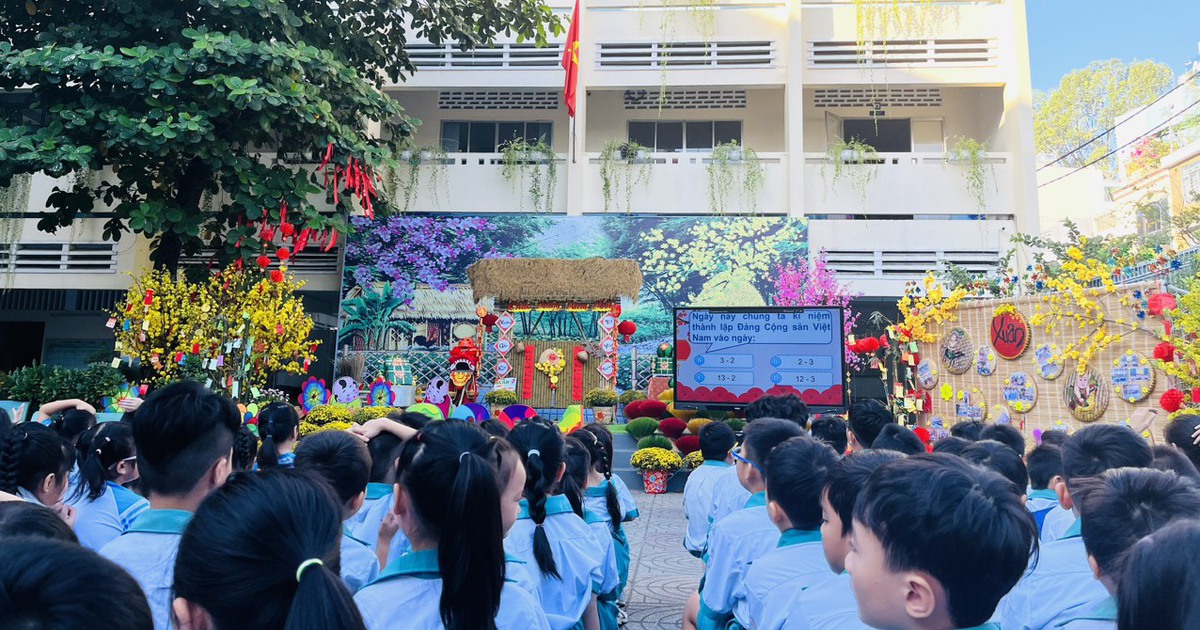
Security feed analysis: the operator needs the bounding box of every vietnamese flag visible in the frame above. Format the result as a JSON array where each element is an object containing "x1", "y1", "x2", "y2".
[{"x1": 562, "y1": 0, "x2": 581, "y2": 117}]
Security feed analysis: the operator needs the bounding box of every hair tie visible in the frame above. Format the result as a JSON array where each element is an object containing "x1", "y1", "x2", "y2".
[
  {"x1": 295, "y1": 558, "x2": 324, "y2": 582},
  {"x1": 459, "y1": 451, "x2": 471, "y2": 463},
  {"x1": 527, "y1": 449, "x2": 540, "y2": 458}
]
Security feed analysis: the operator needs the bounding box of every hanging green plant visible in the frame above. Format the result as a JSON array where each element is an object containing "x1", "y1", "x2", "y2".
[
  {"x1": 0, "y1": 173, "x2": 32, "y2": 284},
  {"x1": 599, "y1": 140, "x2": 653, "y2": 213},
  {"x1": 852, "y1": 0, "x2": 939, "y2": 52},
  {"x1": 500, "y1": 138, "x2": 558, "y2": 213},
  {"x1": 387, "y1": 145, "x2": 448, "y2": 212},
  {"x1": 824, "y1": 138, "x2": 879, "y2": 202},
  {"x1": 946, "y1": 137, "x2": 991, "y2": 211},
  {"x1": 649, "y1": 0, "x2": 717, "y2": 111},
  {"x1": 706, "y1": 141, "x2": 764, "y2": 214}
]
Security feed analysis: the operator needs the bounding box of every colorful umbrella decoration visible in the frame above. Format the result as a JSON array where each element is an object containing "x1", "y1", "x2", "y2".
[
  {"x1": 498, "y1": 405, "x2": 538, "y2": 429},
  {"x1": 407, "y1": 403, "x2": 446, "y2": 422},
  {"x1": 449, "y1": 403, "x2": 490, "y2": 423},
  {"x1": 101, "y1": 383, "x2": 146, "y2": 414},
  {"x1": 237, "y1": 402, "x2": 261, "y2": 436},
  {"x1": 298, "y1": 377, "x2": 330, "y2": 413},
  {"x1": 367, "y1": 377, "x2": 396, "y2": 407}
]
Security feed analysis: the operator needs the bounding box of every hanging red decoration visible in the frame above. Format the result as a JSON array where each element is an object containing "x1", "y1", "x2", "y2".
[
  {"x1": 256, "y1": 255, "x2": 271, "y2": 269},
  {"x1": 617, "y1": 320, "x2": 638, "y2": 342},
  {"x1": 482, "y1": 313, "x2": 499, "y2": 332},
  {"x1": 1154, "y1": 342, "x2": 1176, "y2": 363},
  {"x1": 859, "y1": 337, "x2": 881, "y2": 353},
  {"x1": 1148, "y1": 293, "x2": 1177, "y2": 316},
  {"x1": 280, "y1": 223, "x2": 295, "y2": 238},
  {"x1": 1160, "y1": 388, "x2": 1185, "y2": 413},
  {"x1": 277, "y1": 248, "x2": 291, "y2": 261},
  {"x1": 269, "y1": 270, "x2": 284, "y2": 283}
]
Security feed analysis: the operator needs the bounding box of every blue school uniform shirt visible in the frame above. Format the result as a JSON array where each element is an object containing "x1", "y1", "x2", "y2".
[
  {"x1": 586, "y1": 511, "x2": 622, "y2": 630},
  {"x1": 707, "y1": 467, "x2": 752, "y2": 542},
  {"x1": 345, "y1": 482, "x2": 413, "y2": 555},
  {"x1": 1053, "y1": 596, "x2": 1117, "y2": 630},
  {"x1": 698, "y1": 492, "x2": 780, "y2": 630},
  {"x1": 340, "y1": 528, "x2": 381, "y2": 593},
  {"x1": 1026, "y1": 488, "x2": 1060, "y2": 535},
  {"x1": 684, "y1": 461, "x2": 730, "y2": 556},
  {"x1": 1000, "y1": 519, "x2": 1109, "y2": 630},
  {"x1": 1041, "y1": 505, "x2": 1076, "y2": 543},
  {"x1": 100, "y1": 509, "x2": 192, "y2": 630},
  {"x1": 506, "y1": 495, "x2": 606, "y2": 630},
  {"x1": 733, "y1": 529, "x2": 829, "y2": 629},
  {"x1": 583, "y1": 479, "x2": 635, "y2": 596},
  {"x1": 70, "y1": 481, "x2": 150, "y2": 551},
  {"x1": 759, "y1": 571, "x2": 872, "y2": 630},
  {"x1": 353, "y1": 549, "x2": 552, "y2": 630}
]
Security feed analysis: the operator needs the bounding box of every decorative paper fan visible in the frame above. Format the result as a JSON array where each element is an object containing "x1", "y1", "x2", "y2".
[
  {"x1": 498, "y1": 405, "x2": 538, "y2": 429},
  {"x1": 367, "y1": 376, "x2": 396, "y2": 407},
  {"x1": 407, "y1": 403, "x2": 446, "y2": 422},
  {"x1": 298, "y1": 377, "x2": 330, "y2": 413}
]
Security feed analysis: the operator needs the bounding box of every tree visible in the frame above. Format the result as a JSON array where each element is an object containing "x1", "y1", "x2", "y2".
[
  {"x1": 1034, "y1": 59, "x2": 1173, "y2": 173},
  {"x1": 773, "y1": 251, "x2": 863, "y2": 367},
  {"x1": 0, "y1": 0, "x2": 560, "y2": 272}
]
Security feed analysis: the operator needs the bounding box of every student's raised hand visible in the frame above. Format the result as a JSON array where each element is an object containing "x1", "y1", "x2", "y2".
[
  {"x1": 379, "y1": 511, "x2": 401, "y2": 544},
  {"x1": 74, "y1": 399, "x2": 97, "y2": 415},
  {"x1": 347, "y1": 417, "x2": 417, "y2": 443},
  {"x1": 56, "y1": 503, "x2": 77, "y2": 529},
  {"x1": 1191, "y1": 423, "x2": 1200, "y2": 446},
  {"x1": 117, "y1": 397, "x2": 143, "y2": 412}
]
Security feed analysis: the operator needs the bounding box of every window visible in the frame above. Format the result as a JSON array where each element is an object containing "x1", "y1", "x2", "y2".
[
  {"x1": 0, "y1": 92, "x2": 44, "y2": 126},
  {"x1": 627, "y1": 120, "x2": 743, "y2": 152},
  {"x1": 440, "y1": 121, "x2": 552, "y2": 152},
  {"x1": 1184, "y1": 162, "x2": 1200, "y2": 202},
  {"x1": 843, "y1": 119, "x2": 912, "y2": 153}
]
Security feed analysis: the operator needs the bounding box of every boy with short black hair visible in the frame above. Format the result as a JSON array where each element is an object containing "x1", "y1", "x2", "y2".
[
  {"x1": 950, "y1": 420, "x2": 985, "y2": 441},
  {"x1": 870, "y1": 423, "x2": 924, "y2": 455},
  {"x1": 746, "y1": 394, "x2": 810, "y2": 426},
  {"x1": 1163, "y1": 413, "x2": 1200, "y2": 470},
  {"x1": 100, "y1": 381, "x2": 240, "y2": 630},
  {"x1": 345, "y1": 414, "x2": 421, "y2": 552},
  {"x1": 684, "y1": 422, "x2": 736, "y2": 557},
  {"x1": 848, "y1": 454, "x2": 1036, "y2": 630},
  {"x1": 932, "y1": 436, "x2": 971, "y2": 455},
  {"x1": 1025, "y1": 444, "x2": 1067, "y2": 539},
  {"x1": 980, "y1": 424, "x2": 1026, "y2": 456},
  {"x1": 809, "y1": 414, "x2": 849, "y2": 455},
  {"x1": 960, "y1": 440, "x2": 1028, "y2": 498},
  {"x1": 847, "y1": 399, "x2": 893, "y2": 451},
  {"x1": 1039, "y1": 429, "x2": 1068, "y2": 447}
]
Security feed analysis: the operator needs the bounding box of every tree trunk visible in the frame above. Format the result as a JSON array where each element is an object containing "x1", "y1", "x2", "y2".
[{"x1": 152, "y1": 158, "x2": 213, "y2": 274}]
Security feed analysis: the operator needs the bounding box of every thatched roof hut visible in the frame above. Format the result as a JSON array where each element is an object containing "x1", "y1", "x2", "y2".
[
  {"x1": 467, "y1": 258, "x2": 643, "y2": 304},
  {"x1": 400, "y1": 285, "x2": 493, "y2": 322}
]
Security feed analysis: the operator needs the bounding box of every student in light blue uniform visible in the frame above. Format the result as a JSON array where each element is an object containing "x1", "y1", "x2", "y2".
[
  {"x1": 255, "y1": 402, "x2": 300, "y2": 470},
  {"x1": 849, "y1": 454, "x2": 1036, "y2": 630},
  {"x1": 759, "y1": 450, "x2": 904, "y2": 630},
  {"x1": 683, "y1": 422, "x2": 734, "y2": 558},
  {"x1": 1001, "y1": 425, "x2": 1152, "y2": 630},
  {"x1": 68, "y1": 422, "x2": 149, "y2": 551},
  {"x1": 345, "y1": 412, "x2": 426, "y2": 557},
  {"x1": 580, "y1": 424, "x2": 637, "y2": 596},
  {"x1": 564, "y1": 435, "x2": 622, "y2": 630},
  {"x1": 294, "y1": 430, "x2": 381, "y2": 592},
  {"x1": 354, "y1": 420, "x2": 549, "y2": 630},
  {"x1": 1025, "y1": 444, "x2": 1065, "y2": 538},
  {"x1": 0, "y1": 421, "x2": 75, "y2": 514},
  {"x1": 733, "y1": 436, "x2": 840, "y2": 629},
  {"x1": 685, "y1": 418, "x2": 806, "y2": 630},
  {"x1": 101, "y1": 381, "x2": 240, "y2": 630},
  {"x1": 1116, "y1": 518, "x2": 1200, "y2": 630},
  {"x1": 705, "y1": 465, "x2": 751, "y2": 544},
  {"x1": 173, "y1": 470, "x2": 368, "y2": 630},
  {"x1": 508, "y1": 420, "x2": 605, "y2": 630}
]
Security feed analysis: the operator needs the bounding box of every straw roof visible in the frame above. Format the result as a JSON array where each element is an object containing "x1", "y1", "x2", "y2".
[
  {"x1": 398, "y1": 285, "x2": 492, "y2": 322},
  {"x1": 467, "y1": 258, "x2": 643, "y2": 304}
]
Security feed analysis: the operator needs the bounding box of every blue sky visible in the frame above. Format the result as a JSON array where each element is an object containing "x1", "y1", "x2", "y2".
[{"x1": 1028, "y1": 0, "x2": 1200, "y2": 91}]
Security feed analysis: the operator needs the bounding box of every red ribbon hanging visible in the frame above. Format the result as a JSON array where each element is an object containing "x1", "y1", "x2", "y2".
[
  {"x1": 522, "y1": 344, "x2": 536, "y2": 401},
  {"x1": 572, "y1": 345, "x2": 584, "y2": 403}
]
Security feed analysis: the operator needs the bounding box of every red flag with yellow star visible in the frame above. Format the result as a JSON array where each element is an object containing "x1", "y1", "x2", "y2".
[{"x1": 562, "y1": 0, "x2": 580, "y2": 117}]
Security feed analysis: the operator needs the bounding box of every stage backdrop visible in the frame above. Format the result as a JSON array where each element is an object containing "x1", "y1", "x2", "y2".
[{"x1": 337, "y1": 214, "x2": 808, "y2": 394}]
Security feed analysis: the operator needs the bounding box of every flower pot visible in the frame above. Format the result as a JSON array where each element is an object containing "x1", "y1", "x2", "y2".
[
  {"x1": 591, "y1": 406, "x2": 616, "y2": 425},
  {"x1": 399, "y1": 150, "x2": 413, "y2": 160},
  {"x1": 419, "y1": 150, "x2": 433, "y2": 161},
  {"x1": 643, "y1": 470, "x2": 669, "y2": 494}
]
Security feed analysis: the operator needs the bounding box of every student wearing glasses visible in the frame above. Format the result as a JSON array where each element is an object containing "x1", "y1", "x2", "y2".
[{"x1": 68, "y1": 421, "x2": 148, "y2": 551}]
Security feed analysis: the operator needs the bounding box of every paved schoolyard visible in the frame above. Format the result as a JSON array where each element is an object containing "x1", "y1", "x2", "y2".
[{"x1": 622, "y1": 491, "x2": 703, "y2": 629}]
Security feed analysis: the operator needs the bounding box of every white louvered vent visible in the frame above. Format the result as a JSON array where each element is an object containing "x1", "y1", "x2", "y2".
[
  {"x1": 624, "y1": 89, "x2": 747, "y2": 110},
  {"x1": 0, "y1": 243, "x2": 118, "y2": 273},
  {"x1": 438, "y1": 90, "x2": 561, "y2": 110},
  {"x1": 812, "y1": 87, "x2": 943, "y2": 109},
  {"x1": 825, "y1": 250, "x2": 999, "y2": 277},
  {"x1": 809, "y1": 39, "x2": 998, "y2": 69},
  {"x1": 409, "y1": 43, "x2": 564, "y2": 69},
  {"x1": 597, "y1": 41, "x2": 775, "y2": 69},
  {"x1": 179, "y1": 248, "x2": 340, "y2": 275}
]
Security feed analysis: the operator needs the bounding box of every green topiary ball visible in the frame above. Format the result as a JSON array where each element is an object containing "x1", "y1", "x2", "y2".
[
  {"x1": 626, "y1": 416, "x2": 661, "y2": 440},
  {"x1": 636, "y1": 435, "x2": 675, "y2": 451}
]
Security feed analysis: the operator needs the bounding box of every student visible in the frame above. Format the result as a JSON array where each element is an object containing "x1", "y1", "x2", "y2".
[
  {"x1": 579, "y1": 423, "x2": 638, "y2": 596},
  {"x1": 960, "y1": 439, "x2": 1028, "y2": 498},
  {"x1": 870, "y1": 423, "x2": 925, "y2": 455},
  {"x1": 37, "y1": 398, "x2": 97, "y2": 439},
  {"x1": 1039, "y1": 429, "x2": 1069, "y2": 447},
  {"x1": 0, "y1": 421, "x2": 75, "y2": 524},
  {"x1": 0, "y1": 500, "x2": 79, "y2": 542},
  {"x1": 69, "y1": 421, "x2": 149, "y2": 551},
  {"x1": 684, "y1": 422, "x2": 735, "y2": 558},
  {"x1": 1024, "y1": 444, "x2": 1067, "y2": 538},
  {"x1": 173, "y1": 469, "x2": 366, "y2": 630},
  {"x1": 481, "y1": 418, "x2": 511, "y2": 438},
  {"x1": 294, "y1": 430, "x2": 381, "y2": 593},
  {"x1": 564, "y1": 436, "x2": 622, "y2": 630},
  {"x1": 231, "y1": 424, "x2": 259, "y2": 472},
  {"x1": 256, "y1": 402, "x2": 301, "y2": 469},
  {"x1": 1148, "y1": 444, "x2": 1200, "y2": 481},
  {"x1": 1162, "y1": 414, "x2": 1200, "y2": 470},
  {"x1": 507, "y1": 420, "x2": 604, "y2": 630},
  {"x1": 101, "y1": 381, "x2": 241, "y2": 630},
  {"x1": 932, "y1": 436, "x2": 971, "y2": 455},
  {"x1": 1052, "y1": 467, "x2": 1200, "y2": 629},
  {"x1": 847, "y1": 399, "x2": 893, "y2": 451},
  {"x1": 345, "y1": 413, "x2": 424, "y2": 557},
  {"x1": 848, "y1": 454, "x2": 1037, "y2": 630},
  {"x1": 688, "y1": 418, "x2": 806, "y2": 630},
  {"x1": 980, "y1": 424, "x2": 1026, "y2": 456},
  {"x1": 354, "y1": 421, "x2": 550, "y2": 630},
  {"x1": 1, "y1": 538, "x2": 153, "y2": 629},
  {"x1": 734, "y1": 436, "x2": 840, "y2": 629},
  {"x1": 949, "y1": 420, "x2": 985, "y2": 441},
  {"x1": 809, "y1": 414, "x2": 849, "y2": 455},
  {"x1": 1000, "y1": 424, "x2": 1152, "y2": 630},
  {"x1": 746, "y1": 394, "x2": 810, "y2": 427},
  {"x1": 1116, "y1": 519, "x2": 1200, "y2": 630}
]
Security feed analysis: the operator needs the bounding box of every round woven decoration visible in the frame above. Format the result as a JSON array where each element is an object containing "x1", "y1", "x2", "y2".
[
  {"x1": 1003, "y1": 371, "x2": 1038, "y2": 414},
  {"x1": 1110, "y1": 351, "x2": 1156, "y2": 404},
  {"x1": 977, "y1": 345, "x2": 997, "y2": 376},
  {"x1": 1064, "y1": 368, "x2": 1110, "y2": 423},
  {"x1": 940, "y1": 327, "x2": 973, "y2": 375},
  {"x1": 1033, "y1": 343, "x2": 1065, "y2": 381},
  {"x1": 955, "y1": 387, "x2": 987, "y2": 422},
  {"x1": 990, "y1": 309, "x2": 1030, "y2": 360},
  {"x1": 916, "y1": 357, "x2": 940, "y2": 390}
]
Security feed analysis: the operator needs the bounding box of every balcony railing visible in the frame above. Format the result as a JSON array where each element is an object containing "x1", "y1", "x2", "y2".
[
  {"x1": 583, "y1": 151, "x2": 788, "y2": 214},
  {"x1": 408, "y1": 43, "x2": 565, "y2": 69},
  {"x1": 808, "y1": 39, "x2": 999, "y2": 69},
  {"x1": 393, "y1": 153, "x2": 570, "y2": 214}
]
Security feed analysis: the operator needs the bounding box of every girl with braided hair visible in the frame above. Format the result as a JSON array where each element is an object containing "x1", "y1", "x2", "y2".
[
  {"x1": 578, "y1": 423, "x2": 638, "y2": 597},
  {"x1": 563, "y1": 436, "x2": 622, "y2": 630},
  {"x1": 256, "y1": 402, "x2": 300, "y2": 469},
  {"x1": 0, "y1": 422, "x2": 75, "y2": 526},
  {"x1": 68, "y1": 421, "x2": 149, "y2": 551}
]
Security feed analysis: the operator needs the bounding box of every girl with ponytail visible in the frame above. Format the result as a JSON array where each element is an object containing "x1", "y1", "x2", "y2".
[
  {"x1": 579, "y1": 424, "x2": 638, "y2": 597},
  {"x1": 507, "y1": 420, "x2": 605, "y2": 630},
  {"x1": 564, "y1": 437, "x2": 622, "y2": 630},
  {"x1": 256, "y1": 403, "x2": 300, "y2": 469},
  {"x1": 172, "y1": 469, "x2": 366, "y2": 630},
  {"x1": 0, "y1": 422, "x2": 75, "y2": 517},
  {"x1": 69, "y1": 421, "x2": 149, "y2": 551},
  {"x1": 353, "y1": 421, "x2": 550, "y2": 630}
]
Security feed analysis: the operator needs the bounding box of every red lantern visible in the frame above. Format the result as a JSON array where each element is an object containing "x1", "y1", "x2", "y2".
[
  {"x1": 482, "y1": 313, "x2": 499, "y2": 332},
  {"x1": 859, "y1": 337, "x2": 881, "y2": 353},
  {"x1": 277, "y1": 248, "x2": 291, "y2": 261},
  {"x1": 280, "y1": 223, "x2": 295, "y2": 237},
  {"x1": 1148, "y1": 293, "x2": 1178, "y2": 316},
  {"x1": 1154, "y1": 342, "x2": 1176, "y2": 363},
  {"x1": 617, "y1": 320, "x2": 638, "y2": 342},
  {"x1": 256, "y1": 255, "x2": 270, "y2": 269},
  {"x1": 1161, "y1": 389, "x2": 1185, "y2": 413},
  {"x1": 269, "y1": 270, "x2": 284, "y2": 283}
]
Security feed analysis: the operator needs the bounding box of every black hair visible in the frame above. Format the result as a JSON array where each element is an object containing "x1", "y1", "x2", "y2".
[
  {"x1": 232, "y1": 425, "x2": 260, "y2": 472},
  {"x1": 366, "y1": 432, "x2": 404, "y2": 484},
  {"x1": 133, "y1": 381, "x2": 240, "y2": 497},
  {"x1": 508, "y1": 420, "x2": 566, "y2": 580},
  {"x1": 1026, "y1": 444, "x2": 1064, "y2": 490},
  {"x1": 766, "y1": 436, "x2": 839, "y2": 530},
  {"x1": 960, "y1": 440, "x2": 1029, "y2": 495},
  {"x1": 0, "y1": 408, "x2": 10, "y2": 433},
  {"x1": 1077, "y1": 467, "x2": 1200, "y2": 581},
  {"x1": 699, "y1": 421, "x2": 736, "y2": 461},
  {"x1": 1149, "y1": 445, "x2": 1200, "y2": 482},
  {"x1": 1163, "y1": 414, "x2": 1200, "y2": 471},
  {"x1": 0, "y1": 538, "x2": 151, "y2": 629},
  {"x1": 174, "y1": 469, "x2": 365, "y2": 630},
  {"x1": 0, "y1": 422, "x2": 74, "y2": 498},
  {"x1": 49, "y1": 408, "x2": 97, "y2": 448},
  {"x1": 386, "y1": 411, "x2": 431, "y2": 432},
  {"x1": 401, "y1": 421, "x2": 507, "y2": 630},
  {"x1": 0, "y1": 501, "x2": 79, "y2": 543},
  {"x1": 949, "y1": 420, "x2": 985, "y2": 441},
  {"x1": 562, "y1": 436, "x2": 592, "y2": 518},
  {"x1": 1039, "y1": 429, "x2": 1068, "y2": 447},
  {"x1": 742, "y1": 418, "x2": 806, "y2": 474},
  {"x1": 746, "y1": 394, "x2": 809, "y2": 426},
  {"x1": 870, "y1": 423, "x2": 925, "y2": 455},
  {"x1": 823, "y1": 450, "x2": 904, "y2": 536},
  {"x1": 257, "y1": 402, "x2": 301, "y2": 469},
  {"x1": 294, "y1": 430, "x2": 371, "y2": 507},
  {"x1": 479, "y1": 419, "x2": 510, "y2": 438},
  {"x1": 1061, "y1": 424, "x2": 1152, "y2": 489},
  {"x1": 932, "y1": 436, "x2": 971, "y2": 455},
  {"x1": 809, "y1": 414, "x2": 848, "y2": 455},
  {"x1": 580, "y1": 423, "x2": 623, "y2": 532},
  {"x1": 979, "y1": 424, "x2": 1026, "y2": 455},
  {"x1": 1117, "y1": 519, "x2": 1200, "y2": 630},
  {"x1": 71, "y1": 421, "x2": 137, "y2": 503},
  {"x1": 854, "y1": 454, "x2": 1038, "y2": 628},
  {"x1": 847, "y1": 399, "x2": 893, "y2": 447}
]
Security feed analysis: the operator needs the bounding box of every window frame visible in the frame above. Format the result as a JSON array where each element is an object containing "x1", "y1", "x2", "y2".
[
  {"x1": 625, "y1": 120, "x2": 744, "y2": 153},
  {"x1": 439, "y1": 120, "x2": 554, "y2": 153}
]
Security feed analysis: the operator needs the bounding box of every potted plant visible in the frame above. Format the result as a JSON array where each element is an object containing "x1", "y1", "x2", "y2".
[
  {"x1": 630, "y1": 447, "x2": 683, "y2": 494},
  {"x1": 824, "y1": 138, "x2": 879, "y2": 202},
  {"x1": 583, "y1": 387, "x2": 619, "y2": 424},
  {"x1": 599, "y1": 139, "x2": 653, "y2": 212},
  {"x1": 484, "y1": 389, "x2": 519, "y2": 417},
  {"x1": 945, "y1": 136, "x2": 991, "y2": 211}
]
